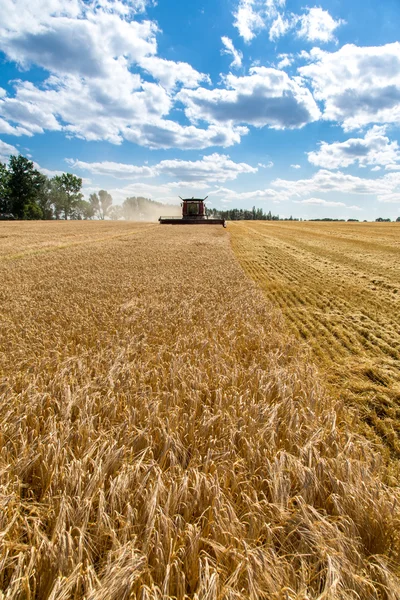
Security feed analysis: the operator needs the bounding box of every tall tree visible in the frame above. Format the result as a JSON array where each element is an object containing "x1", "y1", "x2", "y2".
[
  {"x1": 98, "y1": 190, "x2": 113, "y2": 219},
  {"x1": 35, "y1": 173, "x2": 53, "y2": 219},
  {"x1": 109, "y1": 205, "x2": 123, "y2": 220},
  {"x1": 89, "y1": 190, "x2": 113, "y2": 219},
  {"x1": 72, "y1": 199, "x2": 95, "y2": 220},
  {"x1": 52, "y1": 173, "x2": 83, "y2": 219},
  {"x1": 89, "y1": 193, "x2": 100, "y2": 218},
  {"x1": 7, "y1": 155, "x2": 44, "y2": 219},
  {"x1": 0, "y1": 163, "x2": 10, "y2": 213}
]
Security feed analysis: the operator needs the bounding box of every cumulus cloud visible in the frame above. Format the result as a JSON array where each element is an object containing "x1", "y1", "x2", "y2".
[
  {"x1": 68, "y1": 153, "x2": 258, "y2": 183},
  {"x1": 0, "y1": 1, "x2": 157, "y2": 78},
  {"x1": 269, "y1": 14, "x2": 290, "y2": 41},
  {"x1": 153, "y1": 153, "x2": 257, "y2": 182},
  {"x1": 276, "y1": 54, "x2": 293, "y2": 69},
  {"x1": 178, "y1": 67, "x2": 320, "y2": 130},
  {"x1": 0, "y1": 76, "x2": 171, "y2": 143},
  {"x1": 0, "y1": 0, "x2": 217, "y2": 148},
  {"x1": 291, "y1": 164, "x2": 301, "y2": 169},
  {"x1": 296, "y1": 8, "x2": 344, "y2": 43},
  {"x1": 66, "y1": 160, "x2": 154, "y2": 178},
  {"x1": 123, "y1": 120, "x2": 249, "y2": 150},
  {"x1": 233, "y1": 0, "x2": 266, "y2": 42},
  {"x1": 272, "y1": 169, "x2": 385, "y2": 197},
  {"x1": 271, "y1": 168, "x2": 400, "y2": 205},
  {"x1": 233, "y1": 1, "x2": 343, "y2": 44},
  {"x1": 221, "y1": 36, "x2": 243, "y2": 69},
  {"x1": 138, "y1": 57, "x2": 210, "y2": 89},
  {"x1": 308, "y1": 126, "x2": 400, "y2": 169},
  {"x1": 0, "y1": 74, "x2": 246, "y2": 149},
  {"x1": 300, "y1": 42, "x2": 400, "y2": 130}
]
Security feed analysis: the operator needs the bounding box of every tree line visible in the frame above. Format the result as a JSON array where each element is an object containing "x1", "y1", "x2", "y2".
[
  {"x1": 208, "y1": 207, "x2": 287, "y2": 221},
  {"x1": 0, "y1": 155, "x2": 113, "y2": 220},
  {"x1": 1, "y1": 154, "x2": 400, "y2": 222},
  {"x1": 0, "y1": 154, "x2": 180, "y2": 221}
]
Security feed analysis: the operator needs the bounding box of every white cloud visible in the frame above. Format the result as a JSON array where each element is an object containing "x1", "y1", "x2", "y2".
[
  {"x1": 308, "y1": 126, "x2": 400, "y2": 169},
  {"x1": 377, "y1": 193, "x2": 400, "y2": 203},
  {"x1": 233, "y1": 1, "x2": 343, "y2": 45},
  {"x1": 0, "y1": 0, "x2": 223, "y2": 149},
  {"x1": 291, "y1": 164, "x2": 301, "y2": 169},
  {"x1": 294, "y1": 198, "x2": 346, "y2": 207},
  {"x1": 0, "y1": 76, "x2": 171, "y2": 143},
  {"x1": 154, "y1": 153, "x2": 257, "y2": 182},
  {"x1": 68, "y1": 153, "x2": 258, "y2": 183},
  {"x1": 178, "y1": 67, "x2": 320, "y2": 130},
  {"x1": 296, "y1": 8, "x2": 344, "y2": 43},
  {"x1": 0, "y1": 3, "x2": 157, "y2": 78},
  {"x1": 98, "y1": 180, "x2": 215, "y2": 205},
  {"x1": 277, "y1": 54, "x2": 293, "y2": 69},
  {"x1": 233, "y1": 0, "x2": 265, "y2": 42},
  {"x1": 300, "y1": 42, "x2": 400, "y2": 130},
  {"x1": 271, "y1": 168, "x2": 400, "y2": 205},
  {"x1": 0, "y1": 117, "x2": 33, "y2": 136},
  {"x1": 138, "y1": 57, "x2": 210, "y2": 89},
  {"x1": 212, "y1": 185, "x2": 281, "y2": 202},
  {"x1": 66, "y1": 160, "x2": 154, "y2": 178},
  {"x1": 0, "y1": 139, "x2": 18, "y2": 162},
  {"x1": 272, "y1": 169, "x2": 385, "y2": 197},
  {"x1": 221, "y1": 36, "x2": 243, "y2": 69},
  {"x1": 0, "y1": 74, "x2": 247, "y2": 149},
  {"x1": 269, "y1": 14, "x2": 290, "y2": 41},
  {"x1": 233, "y1": 0, "x2": 287, "y2": 42},
  {"x1": 123, "y1": 120, "x2": 248, "y2": 150}
]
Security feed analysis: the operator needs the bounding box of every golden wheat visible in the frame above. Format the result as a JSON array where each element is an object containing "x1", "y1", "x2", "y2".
[{"x1": 0, "y1": 221, "x2": 399, "y2": 598}]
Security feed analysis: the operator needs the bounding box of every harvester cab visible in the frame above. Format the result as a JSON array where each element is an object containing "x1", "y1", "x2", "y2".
[{"x1": 159, "y1": 197, "x2": 226, "y2": 227}]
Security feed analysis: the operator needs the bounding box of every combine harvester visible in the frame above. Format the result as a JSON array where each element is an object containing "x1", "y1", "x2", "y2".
[{"x1": 159, "y1": 197, "x2": 226, "y2": 227}]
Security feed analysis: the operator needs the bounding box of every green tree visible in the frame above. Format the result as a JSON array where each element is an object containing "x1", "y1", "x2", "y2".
[
  {"x1": 35, "y1": 173, "x2": 54, "y2": 219},
  {"x1": 72, "y1": 199, "x2": 95, "y2": 220},
  {"x1": 0, "y1": 163, "x2": 10, "y2": 213},
  {"x1": 52, "y1": 173, "x2": 83, "y2": 219},
  {"x1": 7, "y1": 155, "x2": 45, "y2": 219}
]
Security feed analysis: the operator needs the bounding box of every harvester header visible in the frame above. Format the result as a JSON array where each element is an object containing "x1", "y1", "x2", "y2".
[{"x1": 159, "y1": 197, "x2": 226, "y2": 227}]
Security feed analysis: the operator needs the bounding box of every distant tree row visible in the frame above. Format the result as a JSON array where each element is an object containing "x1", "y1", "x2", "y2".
[
  {"x1": 2, "y1": 153, "x2": 400, "y2": 222},
  {"x1": 0, "y1": 155, "x2": 93, "y2": 220},
  {"x1": 208, "y1": 207, "x2": 288, "y2": 221},
  {"x1": 0, "y1": 154, "x2": 182, "y2": 221}
]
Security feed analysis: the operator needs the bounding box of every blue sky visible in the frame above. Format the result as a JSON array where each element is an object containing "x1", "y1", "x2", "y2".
[{"x1": 1, "y1": 0, "x2": 400, "y2": 219}]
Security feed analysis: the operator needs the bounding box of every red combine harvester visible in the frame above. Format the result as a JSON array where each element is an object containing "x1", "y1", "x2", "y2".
[{"x1": 159, "y1": 197, "x2": 226, "y2": 227}]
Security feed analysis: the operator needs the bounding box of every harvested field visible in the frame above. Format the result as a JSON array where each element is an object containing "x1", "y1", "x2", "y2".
[
  {"x1": 0, "y1": 221, "x2": 400, "y2": 598},
  {"x1": 230, "y1": 221, "x2": 400, "y2": 455}
]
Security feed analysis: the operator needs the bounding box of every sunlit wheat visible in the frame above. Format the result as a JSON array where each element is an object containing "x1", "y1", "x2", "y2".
[{"x1": 0, "y1": 221, "x2": 399, "y2": 598}]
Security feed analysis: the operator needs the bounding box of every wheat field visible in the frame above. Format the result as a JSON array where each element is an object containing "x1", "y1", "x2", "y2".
[
  {"x1": 229, "y1": 221, "x2": 400, "y2": 457},
  {"x1": 1, "y1": 221, "x2": 400, "y2": 599}
]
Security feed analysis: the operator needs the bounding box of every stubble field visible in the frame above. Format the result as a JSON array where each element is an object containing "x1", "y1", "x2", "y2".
[
  {"x1": 230, "y1": 221, "x2": 400, "y2": 456},
  {"x1": 0, "y1": 221, "x2": 400, "y2": 599}
]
